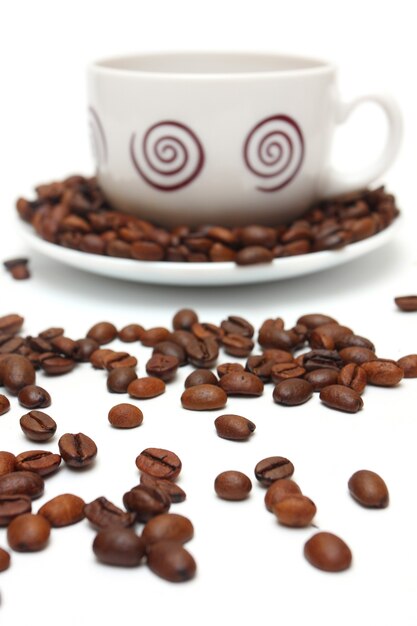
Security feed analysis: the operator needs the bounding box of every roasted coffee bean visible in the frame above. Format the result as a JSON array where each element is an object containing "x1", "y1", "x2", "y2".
[
  {"x1": 214, "y1": 470, "x2": 252, "y2": 500},
  {"x1": 296, "y1": 313, "x2": 338, "y2": 329},
  {"x1": 0, "y1": 394, "x2": 10, "y2": 415},
  {"x1": 220, "y1": 316, "x2": 254, "y2": 338},
  {"x1": 172, "y1": 309, "x2": 199, "y2": 331},
  {"x1": 300, "y1": 349, "x2": 343, "y2": 371},
  {"x1": 214, "y1": 414, "x2": 256, "y2": 441},
  {"x1": 221, "y1": 334, "x2": 254, "y2": 358},
  {"x1": 50, "y1": 336, "x2": 77, "y2": 357},
  {"x1": 84, "y1": 496, "x2": 136, "y2": 529},
  {"x1": 0, "y1": 354, "x2": 36, "y2": 394},
  {"x1": 191, "y1": 322, "x2": 224, "y2": 343},
  {"x1": 397, "y1": 354, "x2": 417, "y2": 378},
  {"x1": 87, "y1": 321, "x2": 117, "y2": 345},
  {"x1": 15, "y1": 450, "x2": 61, "y2": 476},
  {"x1": 18, "y1": 385, "x2": 51, "y2": 409},
  {"x1": 141, "y1": 327, "x2": 171, "y2": 347},
  {"x1": 304, "y1": 532, "x2": 352, "y2": 572},
  {"x1": 338, "y1": 346, "x2": 377, "y2": 365},
  {"x1": 146, "y1": 354, "x2": 179, "y2": 382},
  {"x1": 147, "y1": 540, "x2": 196, "y2": 582},
  {"x1": 38, "y1": 327, "x2": 64, "y2": 340},
  {"x1": 338, "y1": 363, "x2": 367, "y2": 394},
  {"x1": 216, "y1": 362, "x2": 245, "y2": 377},
  {"x1": 255, "y1": 456, "x2": 294, "y2": 486},
  {"x1": 118, "y1": 323, "x2": 145, "y2": 342},
  {"x1": 93, "y1": 527, "x2": 146, "y2": 566},
  {"x1": 0, "y1": 336, "x2": 25, "y2": 354},
  {"x1": 320, "y1": 384, "x2": 364, "y2": 413},
  {"x1": 107, "y1": 367, "x2": 137, "y2": 393},
  {"x1": 272, "y1": 494, "x2": 316, "y2": 527},
  {"x1": 140, "y1": 474, "x2": 186, "y2": 503},
  {"x1": 273, "y1": 378, "x2": 313, "y2": 406},
  {"x1": 7, "y1": 513, "x2": 51, "y2": 552},
  {"x1": 40, "y1": 355, "x2": 75, "y2": 375},
  {"x1": 218, "y1": 371, "x2": 263, "y2": 396},
  {"x1": 258, "y1": 319, "x2": 293, "y2": 351},
  {"x1": 264, "y1": 479, "x2": 302, "y2": 512},
  {"x1": 271, "y1": 362, "x2": 306, "y2": 383},
  {"x1": 239, "y1": 225, "x2": 277, "y2": 248},
  {"x1": 0, "y1": 471, "x2": 44, "y2": 499},
  {"x1": 335, "y1": 334, "x2": 375, "y2": 351},
  {"x1": 27, "y1": 336, "x2": 52, "y2": 353},
  {"x1": 142, "y1": 513, "x2": 194, "y2": 546},
  {"x1": 184, "y1": 369, "x2": 218, "y2": 388},
  {"x1": 123, "y1": 485, "x2": 171, "y2": 522},
  {"x1": 0, "y1": 547, "x2": 11, "y2": 571},
  {"x1": 348, "y1": 469, "x2": 389, "y2": 508},
  {"x1": 304, "y1": 368, "x2": 339, "y2": 391},
  {"x1": 0, "y1": 495, "x2": 32, "y2": 525},
  {"x1": 90, "y1": 348, "x2": 114, "y2": 369},
  {"x1": 245, "y1": 355, "x2": 279, "y2": 381},
  {"x1": 128, "y1": 377, "x2": 166, "y2": 399},
  {"x1": 38, "y1": 494, "x2": 86, "y2": 526},
  {"x1": 181, "y1": 384, "x2": 227, "y2": 410},
  {"x1": 102, "y1": 351, "x2": 137, "y2": 371},
  {"x1": 58, "y1": 433, "x2": 97, "y2": 468},
  {"x1": 0, "y1": 314, "x2": 24, "y2": 334},
  {"x1": 362, "y1": 360, "x2": 404, "y2": 386},
  {"x1": 0, "y1": 451, "x2": 16, "y2": 476},
  {"x1": 394, "y1": 295, "x2": 417, "y2": 312},
  {"x1": 235, "y1": 245, "x2": 273, "y2": 265},
  {"x1": 153, "y1": 341, "x2": 187, "y2": 366},
  {"x1": 186, "y1": 336, "x2": 219, "y2": 369},
  {"x1": 309, "y1": 323, "x2": 352, "y2": 347},
  {"x1": 136, "y1": 448, "x2": 182, "y2": 480},
  {"x1": 19, "y1": 410, "x2": 57, "y2": 442},
  {"x1": 108, "y1": 403, "x2": 143, "y2": 429},
  {"x1": 72, "y1": 338, "x2": 99, "y2": 362}
]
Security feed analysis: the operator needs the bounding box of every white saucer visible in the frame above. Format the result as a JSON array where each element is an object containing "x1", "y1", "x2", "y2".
[{"x1": 19, "y1": 218, "x2": 401, "y2": 286}]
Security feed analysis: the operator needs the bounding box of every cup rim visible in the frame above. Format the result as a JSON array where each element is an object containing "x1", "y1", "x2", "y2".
[{"x1": 89, "y1": 50, "x2": 336, "y2": 80}]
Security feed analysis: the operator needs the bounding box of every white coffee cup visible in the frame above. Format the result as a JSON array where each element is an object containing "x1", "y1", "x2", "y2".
[{"x1": 88, "y1": 51, "x2": 402, "y2": 227}]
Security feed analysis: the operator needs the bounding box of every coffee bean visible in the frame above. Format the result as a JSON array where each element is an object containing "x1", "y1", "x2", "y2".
[
  {"x1": 264, "y1": 479, "x2": 302, "y2": 512},
  {"x1": 58, "y1": 433, "x2": 97, "y2": 468},
  {"x1": 90, "y1": 348, "x2": 114, "y2": 369},
  {"x1": 221, "y1": 316, "x2": 254, "y2": 338},
  {"x1": 0, "y1": 471, "x2": 44, "y2": 499},
  {"x1": 123, "y1": 485, "x2": 171, "y2": 522},
  {"x1": 304, "y1": 532, "x2": 352, "y2": 572},
  {"x1": 172, "y1": 309, "x2": 199, "y2": 331},
  {"x1": 140, "y1": 474, "x2": 186, "y2": 503},
  {"x1": 184, "y1": 369, "x2": 218, "y2": 388},
  {"x1": 255, "y1": 456, "x2": 294, "y2": 486},
  {"x1": 107, "y1": 367, "x2": 137, "y2": 393},
  {"x1": 118, "y1": 324, "x2": 144, "y2": 342},
  {"x1": 272, "y1": 494, "x2": 316, "y2": 527},
  {"x1": 296, "y1": 313, "x2": 338, "y2": 329},
  {"x1": 19, "y1": 410, "x2": 57, "y2": 442},
  {"x1": 128, "y1": 377, "x2": 166, "y2": 399},
  {"x1": 0, "y1": 547, "x2": 11, "y2": 571},
  {"x1": 50, "y1": 335, "x2": 77, "y2": 357},
  {"x1": 0, "y1": 394, "x2": 10, "y2": 415},
  {"x1": 221, "y1": 334, "x2": 254, "y2": 358},
  {"x1": 214, "y1": 414, "x2": 256, "y2": 441},
  {"x1": 87, "y1": 321, "x2": 117, "y2": 345},
  {"x1": 185, "y1": 335, "x2": 219, "y2": 369},
  {"x1": 0, "y1": 451, "x2": 16, "y2": 476},
  {"x1": 136, "y1": 448, "x2": 182, "y2": 480},
  {"x1": 38, "y1": 494, "x2": 86, "y2": 526},
  {"x1": 72, "y1": 338, "x2": 99, "y2": 362},
  {"x1": 141, "y1": 327, "x2": 171, "y2": 347},
  {"x1": 153, "y1": 341, "x2": 187, "y2": 366},
  {"x1": 338, "y1": 346, "x2": 377, "y2": 365},
  {"x1": 108, "y1": 403, "x2": 143, "y2": 428},
  {"x1": 18, "y1": 385, "x2": 51, "y2": 409},
  {"x1": 348, "y1": 469, "x2": 389, "y2": 508},
  {"x1": 191, "y1": 322, "x2": 224, "y2": 343},
  {"x1": 218, "y1": 371, "x2": 263, "y2": 396},
  {"x1": 0, "y1": 495, "x2": 32, "y2": 525},
  {"x1": 300, "y1": 349, "x2": 343, "y2": 371},
  {"x1": 15, "y1": 450, "x2": 62, "y2": 476},
  {"x1": 7, "y1": 513, "x2": 51, "y2": 552},
  {"x1": 258, "y1": 319, "x2": 293, "y2": 351},
  {"x1": 0, "y1": 354, "x2": 36, "y2": 394},
  {"x1": 362, "y1": 360, "x2": 404, "y2": 386},
  {"x1": 235, "y1": 246, "x2": 273, "y2": 265},
  {"x1": 142, "y1": 513, "x2": 194, "y2": 546},
  {"x1": 214, "y1": 470, "x2": 252, "y2": 500},
  {"x1": 93, "y1": 527, "x2": 146, "y2": 566},
  {"x1": 303, "y1": 368, "x2": 339, "y2": 391},
  {"x1": 245, "y1": 355, "x2": 278, "y2": 382},
  {"x1": 397, "y1": 354, "x2": 417, "y2": 378},
  {"x1": 40, "y1": 355, "x2": 75, "y2": 375},
  {"x1": 181, "y1": 384, "x2": 227, "y2": 410},
  {"x1": 271, "y1": 362, "x2": 306, "y2": 383},
  {"x1": 84, "y1": 496, "x2": 136, "y2": 529},
  {"x1": 146, "y1": 354, "x2": 179, "y2": 382},
  {"x1": 104, "y1": 351, "x2": 137, "y2": 371},
  {"x1": 216, "y1": 362, "x2": 245, "y2": 378},
  {"x1": 319, "y1": 384, "x2": 364, "y2": 413},
  {"x1": 0, "y1": 314, "x2": 24, "y2": 334},
  {"x1": 273, "y1": 378, "x2": 313, "y2": 406},
  {"x1": 394, "y1": 295, "x2": 417, "y2": 312},
  {"x1": 39, "y1": 327, "x2": 64, "y2": 340},
  {"x1": 147, "y1": 540, "x2": 196, "y2": 582},
  {"x1": 335, "y1": 334, "x2": 375, "y2": 351},
  {"x1": 338, "y1": 363, "x2": 367, "y2": 394}
]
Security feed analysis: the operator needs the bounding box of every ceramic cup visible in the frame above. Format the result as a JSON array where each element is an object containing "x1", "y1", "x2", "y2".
[{"x1": 88, "y1": 51, "x2": 402, "y2": 227}]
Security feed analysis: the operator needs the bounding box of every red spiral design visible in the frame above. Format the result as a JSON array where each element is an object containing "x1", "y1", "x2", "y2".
[
  {"x1": 88, "y1": 106, "x2": 107, "y2": 166},
  {"x1": 243, "y1": 115, "x2": 304, "y2": 192},
  {"x1": 130, "y1": 121, "x2": 205, "y2": 191}
]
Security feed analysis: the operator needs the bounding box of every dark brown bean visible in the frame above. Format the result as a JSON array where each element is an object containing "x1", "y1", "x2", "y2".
[
  {"x1": 181, "y1": 384, "x2": 227, "y2": 410},
  {"x1": 296, "y1": 313, "x2": 338, "y2": 329},
  {"x1": 15, "y1": 450, "x2": 62, "y2": 476},
  {"x1": 0, "y1": 471, "x2": 44, "y2": 499},
  {"x1": 214, "y1": 470, "x2": 252, "y2": 500},
  {"x1": 394, "y1": 295, "x2": 417, "y2": 312},
  {"x1": 146, "y1": 354, "x2": 179, "y2": 382},
  {"x1": 7, "y1": 513, "x2": 51, "y2": 552},
  {"x1": 89, "y1": 348, "x2": 114, "y2": 369},
  {"x1": 339, "y1": 346, "x2": 378, "y2": 365},
  {"x1": 218, "y1": 371, "x2": 264, "y2": 396},
  {"x1": 320, "y1": 384, "x2": 364, "y2": 413},
  {"x1": 172, "y1": 309, "x2": 199, "y2": 331},
  {"x1": 338, "y1": 363, "x2": 367, "y2": 394},
  {"x1": 141, "y1": 327, "x2": 171, "y2": 347},
  {"x1": 0, "y1": 314, "x2": 24, "y2": 334},
  {"x1": 221, "y1": 316, "x2": 254, "y2": 338},
  {"x1": 304, "y1": 532, "x2": 352, "y2": 572},
  {"x1": 84, "y1": 497, "x2": 136, "y2": 529},
  {"x1": 147, "y1": 540, "x2": 196, "y2": 582},
  {"x1": 38, "y1": 494, "x2": 86, "y2": 526},
  {"x1": 73, "y1": 338, "x2": 100, "y2": 362},
  {"x1": 0, "y1": 394, "x2": 10, "y2": 415},
  {"x1": 153, "y1": 341, "x2": 187, "y2": 366},
  {"x1": 0, "y1": 451, "x2": 16, "y2": 476},
  {"x1": 217, "y1": 362, "x2": 245, "y2": 377},
  {"x1": 184, "y1": 369, "x2": 218, "y2": 388},
  {"x1": 348, "y1": 469, "x2": 389, "y2": 508},
  {"x1": 87, "y1": 321, "x2": 118, "y2": 345},
  {"x1": 271, "y1": 362, "x2": 306, "y2": 383},
  {"x1": 58, "y1": 433, "x2": 97, "y2": 468},
  {"x1": 140, "y1": 474, "x2": 186, "y2": 503},
  {"x1": 118, "y1": 324, "x2": 145, "y2": 342},
  {"x1": 128, "y1": 377, "x2": 166, "y2": 399},
  {"x1": 142, "y1": 513, "x2": 194, "y2": 546},
  {"x1": 214, "y1": 414, "x2": 256, "y2": 441},
  {"x1": 123, "y1": 485, "x2": 171, "y2": 522},
  {"x1": 19, "y1": 410, "x2": 57, "y2": 442},
  {"x1": 107, "y1": 367, "x2": 137, "y2": 393},
  {"x1": 0, "y1": 494, "x2": 32, "y2": 525},
  {"x1": 273, "y1": 378, "x2": 313, "y2": 406},
  {"x1": 40, "y1": 355, "x2": 75, "y2": 376},
  {"x1": 18, "y1": 385, "x2": 51, "y2": 409},
  {"x1": 272, "y1": 494, "x2": 316, "y2": 527},
  {"x1": 397, "y1": 354, "x2": 417, "y2": 378},
  {"x1": 264, "y1": 479, "x2": 302, "y2": 512},
  {"x1": 0, "y1": 354, "x2": 36, "y2": 394},
  {"x1": 135, "y1": 448, "x2": 182, "y2": 480},
  {"x1": 255, "y1": 456, "x2": 294, "y2": 486},
  {"x1": 108, "y1": 403, "x2": 143, "y2": 429},
  {"x1": 0, "y1": 547, "x2": 11, "y2": 571},
  {"x1": 235, "y1": 246, "x2": 273, "y2": 265},
  {"x1": 362, "y1": 360, "x2": 404, "y2": 386},
  {"x1": 93, "y1": 527, "x2": 146, "y2": 566},
  {"x1": 50, "y1": 336, "x2": 77, "y2": 357},
  {"x1": 221, "y1": 334, "x2": 254, "y2": 358},
  {"x1": 304, "y1": 368, "x2": 339, "y2": 391}
]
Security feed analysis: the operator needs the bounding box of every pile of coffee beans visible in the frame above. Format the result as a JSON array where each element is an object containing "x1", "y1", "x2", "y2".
[{"x1": 16, "y1": 175, "x2": 399, "y2": 265}]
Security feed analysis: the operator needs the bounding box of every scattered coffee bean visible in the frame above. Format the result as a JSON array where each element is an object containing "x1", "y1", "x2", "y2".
[
  {"x1": 214, "y1": 470, "x2": 252, "y2": 500},
  {"x1": 153, "y1": 341, "x2": 187, "y2": 366},
  {"x1": 348, "y1": 469, "x2": 389, "y2": 508},
  {"x1": 19, "y1": 410, "x2": 57, "y2": 442},
  {"x1": 84, "y1": 496, "x2": 136, "y2": 529},
  {"x1": 18, "y1": 385, "x2": 51, "y2": 409},
  {"x1": 320, "y1": 384, "x2": 364, "y2": 413},
  {"x1": 7, "y1": 513, "x2": 51, "y2": 552},
  {"x1": 0, "y1": 495, "x2": 32, "y2": 526},
  {"x1": 218, "y1": 371, "x2": 264, "y2": 396},
  {"x1": 141, "y1": 327, "x2": 171, "y2": 347},
  {"x1": 181, "y1": 384, "x2": 227, "y2": 410},
  {"x1": 146, "y1": 354, "x2": 179, "y2": 382},
  {"x1": 40, "y1": 355, "x2": 76, "y2": 376},
  {"x1": 136, "y1": 448, "x2": 182, "y2": 480},
  {"x1": 273, "y1": 378, "x2": 313, "y2": 406},
  {"x1": 38, "y1": 494, "x2": 86, "y2": 526},
  {"x1": 73, "y1": 338, "x2": 100, "y2": 362},
  {"x1": 108, "y1": 403, "x2": 143, "y2": 429},
  {"x1": 0, "y1": 394, "x2": 10, "y2": 415},
  {"x1": 3, "y1": 257, "x2": 30, "y2": 280},
  {"x1": 255, "y1": 456, "x2": 294, "y2": 486},
  {"x1": 128, "y1": 376, "x2": 166, "y2": 399},
  {"x1": 147, "y1": 540, "x2": 196, "y2": 582},
  {"x1": 142, "y1": 513, "x2": 194, "y2": 546},
  {"x1": 0, "y1": 354, "x2": 36, "y2": 394},
  {"x1": 214, "y1": 414, "x2": 256, "y2": 441},
  {"x1": 339, "y1": 346, "x2": 377, "y2": 365},
  {"x1": 140, "y1": 474, "x2": 186, "y2": 503},
  {"x1": 93, "y1": 527, "x2": 146, "y2": 566},
  {"x1": 217, "y1": 362, "x2": 245, "y2": 377},
  {"x1": 123, "y1": 485, "x2": 171, "y2": 522},
  {"x1": 107, "y1": 366, "x2": 137, "y2": 393},
  {"x1": 304, "y1": 368, "x2": 339, "y2": 391},
  {"x1": 264, "y1": 479, "x2": 302, "y2": 512},
  {"x1": 15, "y1": 450, "x2": 62, "y2": 476},
  {"x1": 272, "y1": 494, "x2": 316, "y2": 527},
  {"x1": 184, "y1": 369, "x2": 218, "y2": 388},
  {"x1": 338, "y1": 363, "x2": 367, "y2": 394},
  {"x1": 172, "y1": 309, "x2": 199, "y2": 331},
  {"x1": 58, "y1": 433, "x2": 97, "y2": 468},
  {"x1": 397, "y1": 354, "x2": 417, "y2": 378},
  {"x1": 0, "y1": 546, "x2": 11, "y2": 571},
  {"x1": 296, "y1": 313, "x2": 338, "y2": 329},
  {"x1": 304, "y1": 532, "x2": 352, "y2": 572},
  {"x1": 87, "y1": 321, "x2": 117, "y2": 345},
  {"x1": 118, "y1": 323, "x2": 145, "y2": 342},
  {"x1": 271, "y1": 362, "x2": 306, "y2": 383},
  {"x1": 0, "y1": 451, "x2": 16, "y2": 476},
  {"x1": 394, "y1": 295, "x2": 417, "y2": 312},
  {"x1": 0, "y1": 471, "x2": 44, "y2": 499},
  {"x1": 361, "y1": 360, "x2": 404, "y2": 386}
]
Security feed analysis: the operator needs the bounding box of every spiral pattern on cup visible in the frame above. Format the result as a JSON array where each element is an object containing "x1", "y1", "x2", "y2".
[
  {"x1": 88, "y1": 106, "x2": 107, "y2": 166},
  {"x1": 130, "y1": 121, "x2": 205, "y2": 191},
  {"x1": 243, "y1": 115, "x2": 304, "y2": 192}
]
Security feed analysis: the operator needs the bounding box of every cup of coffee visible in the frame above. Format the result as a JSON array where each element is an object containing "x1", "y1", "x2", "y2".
[{"x1": 88, "y1": 51, "x2": 402, "y2": 227}]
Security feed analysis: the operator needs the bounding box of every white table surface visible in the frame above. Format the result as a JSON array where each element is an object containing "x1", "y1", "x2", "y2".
[{"x1": 1, "y1": 1, "x2": 417, "y2": 624}]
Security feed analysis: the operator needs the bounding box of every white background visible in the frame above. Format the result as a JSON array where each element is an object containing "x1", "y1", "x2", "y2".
[{"x1": 1, "y1": 1, "x2": 417, "y2": 624}]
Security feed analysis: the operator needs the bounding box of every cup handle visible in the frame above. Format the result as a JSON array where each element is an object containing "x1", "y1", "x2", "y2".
[{"x1": 320, "y1": 92, "x2": 403, "y2": 197}]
